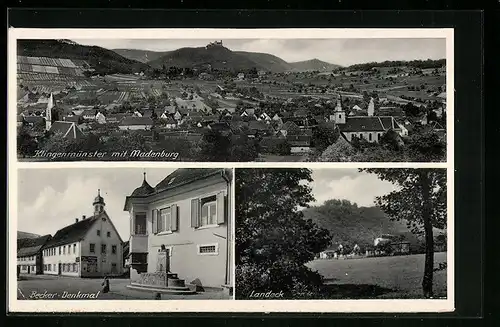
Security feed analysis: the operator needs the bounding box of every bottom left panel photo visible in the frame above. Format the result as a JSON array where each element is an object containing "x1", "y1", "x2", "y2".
[{"x1": 14, "y1": 167, "x2": 234, "y2": 300}]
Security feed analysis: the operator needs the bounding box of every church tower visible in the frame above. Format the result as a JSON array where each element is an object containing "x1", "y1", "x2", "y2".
[
  {"x1": 367, "y1": 97, "x2": 375, "y2": 117},
  {"x1": 93, "y1": 189, "x2": 106, "y2": 216},
  {"x1": 46, "y1": 93, "x2": 54, "y2": 131},
  {"x1": 331, "y1": 94, "x2": 346, "y2": 124}
]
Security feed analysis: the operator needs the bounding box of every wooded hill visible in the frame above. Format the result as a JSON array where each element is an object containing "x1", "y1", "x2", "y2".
[
  {"x1": 18, "y1": 39, "x2": 150, "y2": 75},
  {"x1": 302, "y1": 199, "x2": 445, "y2": 252}
]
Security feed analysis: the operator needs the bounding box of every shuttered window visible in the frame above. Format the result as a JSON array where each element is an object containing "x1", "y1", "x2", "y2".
[
  {"x1": 192, "y1": 192, "x2": 225, "y2": 228},
  {"x1": 156, "y1": 204, "x2": 178, "y2": 233}
]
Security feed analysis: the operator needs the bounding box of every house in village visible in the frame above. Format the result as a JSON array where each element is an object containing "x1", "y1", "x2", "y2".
[
  {"x1": 124, "y1": 169, "x2": 233, "y2": 294},
  {"x1": 106, "y1": 113, "x2": 130, "y2": 124},
  {"x1": 81, "y1": 109, "x2": 98, "y2": 121},
  {"x1": 287, "y1": 134, "x2": 312, "y2": 154},
  {"x1": 237, "y1": 73, "x2": 245, "y2": 80},
  {"x1": 164, "y1": 117, "x2": 178, "y2": 129},
  {"x1": 42, "y1": 191, "x2": 124, "y2": 277},
  {"x1": 259, "y1": 112, "x2": 272, "y2": 121},
  {"x1": 279, "y1": 120, "x2": 301, "y2": 137},
  {"x1": 240, "y1": 108, "x2": 256, "y2": 118},
  {"x1": 118, "y1": 117, "x2": 154, "y2": 131},
  {"x1": 95, "y1": 111, "x2": 106, "y2": 124},
  {"x1": 272, "y1": 113, "x2": 283, "y2": 122},
  {"x1": 17, "y1": 235, "x2": 52, "y2": 275},
  {"x1": 62, "y1": 115, "x2": 83, "y2": 125}
]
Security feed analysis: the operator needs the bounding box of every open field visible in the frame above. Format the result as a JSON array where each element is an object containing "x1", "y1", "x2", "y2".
[{"x1": 307, "y1": 252, "x2": 447, "y2": 298}]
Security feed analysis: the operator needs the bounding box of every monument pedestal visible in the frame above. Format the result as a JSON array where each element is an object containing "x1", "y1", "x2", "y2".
[
  {"x1": 127, "y1": 272, "x2": 197, "y2": 294},
  {"x1": 126, "y1": 247, "x2": 196, "y2": 295}
]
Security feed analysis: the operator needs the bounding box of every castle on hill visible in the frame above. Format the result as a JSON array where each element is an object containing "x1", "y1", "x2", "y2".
[{"x1": 206, "y1": 40, "x2": 223, "y2": 49}]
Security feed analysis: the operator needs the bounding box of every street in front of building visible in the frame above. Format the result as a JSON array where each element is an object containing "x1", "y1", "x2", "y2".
[{"x1": 17, "y1": 274, "x2": 230, "y2": 300}]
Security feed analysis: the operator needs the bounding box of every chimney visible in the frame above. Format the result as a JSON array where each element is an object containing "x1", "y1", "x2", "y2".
[
  {"x1": 75, "y1": 218, "x2": 79, "y2": 223},
  {"x1": 82, "y1": 215, "x2": 86, "y2": 220}
]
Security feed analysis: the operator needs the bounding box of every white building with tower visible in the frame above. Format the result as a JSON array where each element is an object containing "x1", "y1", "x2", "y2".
[{"x1": 42, "y1": 190, "x2": 124, "y2": 277}]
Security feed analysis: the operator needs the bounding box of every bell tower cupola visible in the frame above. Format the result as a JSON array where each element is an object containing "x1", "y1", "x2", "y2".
[{"x1": 93, "y1": 189, "x2": 105, "y2": 216}]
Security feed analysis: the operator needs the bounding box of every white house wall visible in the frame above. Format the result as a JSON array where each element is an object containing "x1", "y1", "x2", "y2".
[
  {"x1": 343, "y1": 131, "x2": 383, "y2": 143},
  {"x1": 17, "y1": 256, "x2": 37, "y2": 274},
  {"x1": 43, "y1": 242, "x2": 81, "y2": 276}
]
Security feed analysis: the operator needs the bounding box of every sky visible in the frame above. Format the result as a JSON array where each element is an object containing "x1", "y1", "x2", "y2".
[
  {"x1": 17, "y1": 168, "x2": 175, "y2": 240},
  {"x1": 309, "y1": 169, "x2": 399, "y2": 207},
  {"x1": 72, "y1": 38, "x2": 446, "y2": 67}
]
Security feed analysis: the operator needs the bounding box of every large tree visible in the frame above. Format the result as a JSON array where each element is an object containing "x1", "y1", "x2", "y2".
[
  {"x1": 235, "y1": 169, "x2": 332, "y2": 299},
  {"x1": 17, "y1": 127, "x2": 39, "y2": 158},
  {"x1": 312, "y1": 122, "x2": 339, "y2": 152},
  {"x1": 360, "y1": 168, "x2": 447, "y2": 298}
]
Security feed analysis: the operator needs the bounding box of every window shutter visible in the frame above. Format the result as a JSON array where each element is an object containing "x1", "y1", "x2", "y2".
[
  {"x1": 152, "y1": 210, "x2": 157, "y2": 234},
  {"x1": 216, "y1": 191, "x2": 225, "y2": 224},
  {"x1": 170, "y1": 204, "x2": 178, "y2": 231},
  {"x1": 191, "y1": 198, "x2": 200, "y2": 228}
]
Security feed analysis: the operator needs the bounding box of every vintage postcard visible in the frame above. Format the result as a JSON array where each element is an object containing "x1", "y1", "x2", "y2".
[
  {"x1": 8, "y1": 27, "x2": 454, "y2": 313},
  {"x1": 10, "y1": 28, "x2": 452, "y2": 163}
]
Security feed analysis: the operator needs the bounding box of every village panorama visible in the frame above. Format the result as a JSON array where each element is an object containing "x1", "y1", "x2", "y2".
[{"x1": 16, "y1": 39, "x2": 447, "y2": 162}]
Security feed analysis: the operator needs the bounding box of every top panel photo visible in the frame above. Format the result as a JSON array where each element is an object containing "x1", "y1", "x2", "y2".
[{"x1": 11, "y1": 29, "x2": 452, "y2": 163}]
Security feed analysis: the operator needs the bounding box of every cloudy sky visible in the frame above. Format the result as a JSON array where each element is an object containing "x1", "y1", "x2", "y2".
[
  {"x1": 72, "y1": 38, "x2": 446, "y2": 66},
  {"x1": 17, "y1": 168, "x2": 175, "y2": 240},
  {"x1": 309, "y1": 169, "x2": 398, "y2": 207}
]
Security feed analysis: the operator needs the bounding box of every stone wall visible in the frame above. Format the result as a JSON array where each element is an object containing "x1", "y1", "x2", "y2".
[{"x1": 139, "y1": 272, "x2": 168, "y2": 287}]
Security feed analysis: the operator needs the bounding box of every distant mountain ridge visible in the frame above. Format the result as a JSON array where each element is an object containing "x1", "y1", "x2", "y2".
[
  {"x1": 233, "y1": 51, "x2": 293, "y2": 72},
  {"x1": 17, "y1": 39, "x2": 150, "y2": 75},
  {"x1": 113, "y1": 46, "x2": 341, "y2": 73},
  {"x1": 289, "y1": 58, "x2": 341, "y2": 72},
  {"x1": 112, "y1": 49, "x2": 169, "y2": 63},
  {"x1": 18, "y1": 231, "x2": 41, "y2": 239}
]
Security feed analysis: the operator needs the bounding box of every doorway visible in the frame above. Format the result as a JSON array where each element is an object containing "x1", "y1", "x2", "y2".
[{"x1": 58, "y1": 263, "x2": 62, "y2": 275}]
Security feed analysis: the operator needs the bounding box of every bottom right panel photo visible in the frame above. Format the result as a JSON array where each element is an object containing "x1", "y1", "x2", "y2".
[{"x1": 235, "y1": 168, "x2": 449, "y2": 300}]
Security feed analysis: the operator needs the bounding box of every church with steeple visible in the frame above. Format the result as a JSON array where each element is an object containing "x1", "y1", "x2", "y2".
[
  {"x1": 45, "y1": 92, "x2": 85, "y2": 139},
  {"x1": 329, "y1": 94, "x2": 403, "y2": 143},
  {"x1": 41, "y1": 190, "x2": 124, "y2": 278}
]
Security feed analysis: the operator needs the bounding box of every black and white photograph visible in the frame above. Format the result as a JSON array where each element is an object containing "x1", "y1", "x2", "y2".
[
  {"x1": 14, "y1": 32, "x2": 449, "y2": 162},
  {"x1": 15, "y1": 168, "x2": 234, "y2": 300},
  {"x1": 235, "y1": 168, "x2": 449, "y2": 300}
]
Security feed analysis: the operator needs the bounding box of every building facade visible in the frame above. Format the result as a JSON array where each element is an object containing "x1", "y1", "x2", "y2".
[
  {"x1": 17, "y1": 235, "x2": 52, "y2": 275},
  {"x1": 124, "y1": 169, "x2": 233, "y2": 290},
  {"x1": 42, "y1": 191, "x2": 124, "y2": 277}
]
